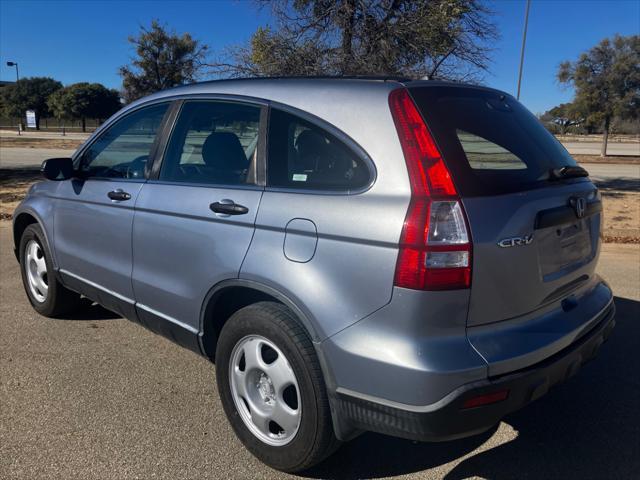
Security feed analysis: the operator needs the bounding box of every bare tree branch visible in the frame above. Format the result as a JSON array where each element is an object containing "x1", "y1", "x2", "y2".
[{"x1": 210, "y1": 0, "x2": 498, "y2": 81}]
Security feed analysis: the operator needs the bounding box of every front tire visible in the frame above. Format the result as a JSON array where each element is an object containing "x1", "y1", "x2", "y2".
[
  {"x1": 19, "y1": 223, "x2": 84, "y2": 317},
  {"x1": 215, "y1": 302, "x2": 339, "y2": 472}
]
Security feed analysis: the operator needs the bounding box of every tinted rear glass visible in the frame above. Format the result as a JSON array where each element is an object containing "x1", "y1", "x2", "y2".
[
  {"x1": 408, "y1": 86, "x2": 581, "y2": 196},
  {"x1": 267, "y1": 109, "x2": 371, "y2": 191}
]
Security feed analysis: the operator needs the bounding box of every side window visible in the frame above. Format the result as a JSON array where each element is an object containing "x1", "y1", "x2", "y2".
[
  {"x1": 80, "y1": 103, "x2": 169, "y2": 179},
  {"x1": 159, "y1": 101, "x2": 261, "y2": 186},
  {"x1": 267, "y1": 109, "x2": 371, "y2": 191}
]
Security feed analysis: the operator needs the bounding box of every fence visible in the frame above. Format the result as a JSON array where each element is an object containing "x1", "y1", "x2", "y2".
[{"x1": 0, "y1": 117, "x2": 102, "y2": 133}]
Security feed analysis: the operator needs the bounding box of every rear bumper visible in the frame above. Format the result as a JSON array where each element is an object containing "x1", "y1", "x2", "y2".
[{"x1": 330, "y1": 300, "x2": 615, "y2": 442}]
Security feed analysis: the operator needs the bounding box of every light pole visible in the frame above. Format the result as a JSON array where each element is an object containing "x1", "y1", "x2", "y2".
[
  {"x1": 6, "y1": 61, "x2": 22, "y2": 134},
  {"x1": 6, "y1": 61, "x2": 19, "y2": 82},
  {"x1": 516, "y1": 0, "x2": 531, "y2": 100}
]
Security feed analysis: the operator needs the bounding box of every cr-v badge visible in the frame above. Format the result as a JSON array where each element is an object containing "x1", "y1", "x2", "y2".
[{"x1": 498, "y1": 234, "x2": 534, "y2": 248}]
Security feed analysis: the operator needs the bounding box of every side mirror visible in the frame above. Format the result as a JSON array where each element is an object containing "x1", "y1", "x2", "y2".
[{"x1": 41, "y1": 157, "x2": 74, "y2": 181}]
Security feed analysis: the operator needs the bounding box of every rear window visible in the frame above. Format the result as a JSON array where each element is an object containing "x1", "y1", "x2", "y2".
[{"x1": 408, "y1": 86, "x2": 580, "y2": 196}]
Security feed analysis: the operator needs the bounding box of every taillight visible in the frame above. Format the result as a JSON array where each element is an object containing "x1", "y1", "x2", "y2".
[{"x1": 389, "y1": 88, "x2": 471, "y2": 291}]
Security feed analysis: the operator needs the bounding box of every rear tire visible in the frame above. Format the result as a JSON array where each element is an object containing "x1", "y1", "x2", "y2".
[
  {"x1": 19, "y1": 223, "x2": 84, "y2": 317},
  {"x1": 215, "y1": 301, "x2": 340, "y2": 472}
]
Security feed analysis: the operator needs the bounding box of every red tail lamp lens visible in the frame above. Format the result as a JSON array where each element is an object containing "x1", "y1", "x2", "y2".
[{"x1": 389, "y1": 88, "x2": 471, "y2": 290}]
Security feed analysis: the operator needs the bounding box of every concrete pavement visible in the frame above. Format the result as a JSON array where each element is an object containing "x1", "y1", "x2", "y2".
[
  {"x1": 1, "y1": 223, "x2": 639, "y2": 479},
  {"x1": 562, "y1": 141, "x2": 640, "y2": 156},
  {"x1": 584, "y1": 162, "x2": 640, "y2": 191},
  {"x1": 0, "y1": 147, "x2": 76, "y2": 169},
  {"x1": 584, "y1": 163, "x2": 640, "y2": 179},
  {"x1": 0, "y1": 130, "x2": 90, "y2": 140}
]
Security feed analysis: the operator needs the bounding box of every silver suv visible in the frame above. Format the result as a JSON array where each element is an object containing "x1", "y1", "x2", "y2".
[{"x1": 14, "y1": 78, "x2": 615, "y2": 472}]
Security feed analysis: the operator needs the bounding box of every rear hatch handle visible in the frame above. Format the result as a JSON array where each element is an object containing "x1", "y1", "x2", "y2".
[{"x1": 535, "y1": 199, "x2": 602, "y2": 229}]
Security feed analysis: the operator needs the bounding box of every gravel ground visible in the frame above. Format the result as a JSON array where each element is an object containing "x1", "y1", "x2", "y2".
[{"x1": 1, "y1": 224, "x2": 639, "y2": 479}]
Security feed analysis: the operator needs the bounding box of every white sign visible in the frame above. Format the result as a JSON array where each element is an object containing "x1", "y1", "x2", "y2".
[{"x1": 26, "y1": 110, "x2": 36, "y2": 128}]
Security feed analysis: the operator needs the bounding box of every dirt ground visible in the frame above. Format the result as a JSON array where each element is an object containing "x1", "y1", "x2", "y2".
[
  {"x1": 0, "y1": 170, "x2": 41, "y2": 220},
  {"x1": 601, "y1": 191, "x2": 640, "y2": 243},
  {"x1": 0, "y1": 136, "x2": 84, "y2": 150}
]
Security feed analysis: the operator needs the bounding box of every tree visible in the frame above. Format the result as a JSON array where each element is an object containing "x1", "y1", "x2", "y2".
[
  {"x1": 542, "y1": 103, "x2": 584, "y2": 135},
  {"x1": 222, "y1": 26, "x2": 329, "y2": 77},
  {"x1": 46, "y1": 89, "x2": 74, "y2": 125},
  {"x1": 119, "y1": 20, "x2": 208, "y2": 102},
  {"x1": 48, "y1": 83, "x2": 121, "y2": 132},
  {"x1": 214, "y1": 0, "x2": 497, "y2": 81},
  {"x1": 0, "y1": 77, "x2": 62, "y2": 129},
  {"x1": 558, "y1": 35, "x2": 640, "y2": 156}
]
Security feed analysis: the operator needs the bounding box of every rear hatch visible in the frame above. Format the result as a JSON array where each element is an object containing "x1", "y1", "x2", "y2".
[{"x1": 409, "y1": 85, "x2": 602, "y2": 326}]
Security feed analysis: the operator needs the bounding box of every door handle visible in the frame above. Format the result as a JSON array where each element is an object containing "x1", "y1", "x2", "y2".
[
  {"x1": 210, "y1": 201, "x2": 249, "y2": 215},
  {"x1": 108, "y1": 190, "x2": 131, "y2": 201}
]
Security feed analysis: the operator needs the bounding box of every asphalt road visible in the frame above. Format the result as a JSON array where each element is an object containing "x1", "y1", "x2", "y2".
[{"x1": 1, "y1": 224, "x2": 639, "y2": 479}]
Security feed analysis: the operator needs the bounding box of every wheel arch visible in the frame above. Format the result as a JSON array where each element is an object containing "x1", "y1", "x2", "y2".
[
  {"x1": 198, "y1": 279, "x2": 321, "y2": 361},
  {"x1": 13, "y1": 211, "x2": 53, "y2": 264}
]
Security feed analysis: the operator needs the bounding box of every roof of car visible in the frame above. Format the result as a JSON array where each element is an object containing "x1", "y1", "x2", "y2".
[
  {"x1": 192, "y1": 75, "x2": 415, "y2": 84},
  {"x1": 140, "y1": 76, "x2": 509, "y2": 100},
  {"x1": 121, "y1": 76, "x2": 512, "y2": 126}
]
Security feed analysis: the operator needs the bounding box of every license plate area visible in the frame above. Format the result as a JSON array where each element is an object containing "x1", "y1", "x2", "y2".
[{"x1": 537, "y1": 218, "x2": 594, "y2": 280}]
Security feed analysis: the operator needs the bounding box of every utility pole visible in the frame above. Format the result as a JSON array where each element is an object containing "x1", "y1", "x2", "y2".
[{"x1": 516, "y1": 0, "x2": 531, "y2": 100}]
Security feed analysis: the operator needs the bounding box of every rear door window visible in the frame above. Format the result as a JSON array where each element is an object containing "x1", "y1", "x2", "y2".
[
  {"x1": 267, "y1": 109, "x2": 371, "y2": 191},
  {"x1": 408, "y1": 87, "x2": 581, "y2": 196}
]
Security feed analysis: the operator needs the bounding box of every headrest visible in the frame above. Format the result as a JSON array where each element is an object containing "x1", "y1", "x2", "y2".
[{"x1": 201, "y1": 132, "x2": 247, "y2": 171}]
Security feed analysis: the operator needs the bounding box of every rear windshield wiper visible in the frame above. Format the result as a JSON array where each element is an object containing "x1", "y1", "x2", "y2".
[{"x1": 549, "y1": 165, "x2": 589, "y2": 181}]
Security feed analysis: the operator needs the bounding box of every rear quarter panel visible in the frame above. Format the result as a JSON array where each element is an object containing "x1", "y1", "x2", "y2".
[
  {"x1": 241, "y1": 191, "x2": 407, "y2": 340},
  {"x1": 238, "y1": 81, "x2": 411, "y2": 340}
]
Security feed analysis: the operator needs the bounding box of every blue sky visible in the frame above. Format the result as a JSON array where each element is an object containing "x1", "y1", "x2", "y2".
[{"x1": 1, "y1": 0, "x2": 638, "y2": 114}]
